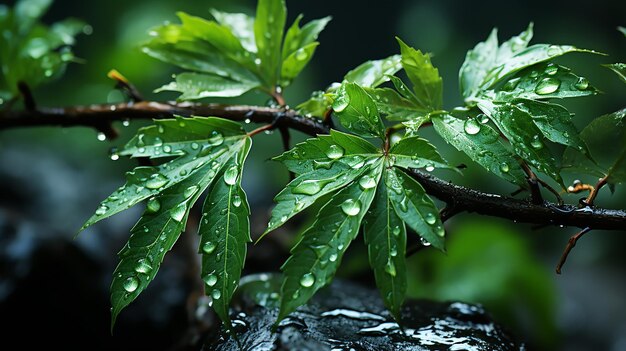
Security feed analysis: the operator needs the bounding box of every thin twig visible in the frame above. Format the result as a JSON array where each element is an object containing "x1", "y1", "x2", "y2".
[
  {"x1": 247, "y1": 124, "x2": 274, "y2": 137},
  {"x1": 278, "y1": 125, "x2": 294, "y2": 181},
  {"x1": 520, "y1": 161, "x2": 543, "y2": 205},
  {"x1": 17, "y1": 81, "x2": 36, "y2": 111},
  {"x1": 585, "y1": 175, "x2": 609, "y2": 207},
  {"x1": 107, "y1": 69, "x2": 144, "y2": 102},
  {"x1": 556, "y1": 227, "x2": 592, "y2": 274},
  {"x1": 536, "y1": 178, "x2": 564, "y2": 206}
]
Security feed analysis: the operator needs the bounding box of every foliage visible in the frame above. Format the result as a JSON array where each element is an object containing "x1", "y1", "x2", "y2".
[
  {"x1": 3, "y1": 0, "x2": 613, "y2": 333},
  {"x1": 0, "y1": 0, "x2": 86, "y2": 104}
]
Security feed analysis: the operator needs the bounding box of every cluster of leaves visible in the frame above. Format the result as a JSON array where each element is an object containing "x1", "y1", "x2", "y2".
[
  {"x1": 0, "y1": 0, "x2": 86, "y2": 105},
  {"x1": 142, "y1": 0, "x2": 329, "y2": 100},
  {"x1": 76, "y1": 0, "x2": 626, "y2": 333}
]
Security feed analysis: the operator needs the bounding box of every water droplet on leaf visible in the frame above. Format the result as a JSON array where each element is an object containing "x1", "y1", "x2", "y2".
[
  {"x1": 499, "y1": 162, "x2": 510, "y2": 173},
  {"x1": 208, "y1": 131, "x2": 224, "y2": 146},
  {"x1": 300, "y1": 273, "x2": 315, "y2": 287},
  {"x1": 326, "y1": 145, "x2": 345, "y2": 159},
  {"x1": 293, "y1": 179, "x2": 324, "y2": 195},
  {"x1": 135, "y1": 259, "x2": 153, "y2": 274},
  {"x1": 425, "y1": 212, "x2": 437, "y2": 225},
  {"x1": 359, "y1": 175, "x2": 377, "y2": 190},
  {"x1": 224, "y1": 166, "x2": 238, "y2": 185},
  {"x1": 535, "y1": 77, "x2": 560, "y2": 95},
  {"x1": 212, "y1": 289, "x2": 221, "y2": 299},
  {"x1": 544, "y1": 63, "x2": 558, "y2": 75},
  {"x1": 204, "y1": 274, "x2": 217, "y2": 287},
  {"x1": 123, "y1": 277, "x2": 139, "y2": 292},
  {"x1": 169, "y1": 203, "x2": 186, "y2": 222},
  {"x1": 146, "y1": 198, "x2": 161, "y2": 213},
  {"x1": 574, "y1": 77, "x2": 589, "y2": 90},
  {"x1": 233, "y1": 195, "x2": 242, "y2": 207},
  {"x1": 341, "y1": 199, "x2": 361, "y2": 216},
  {"x1": 184, "y1": 185, "x2": 199, "y2": 198},
  {"x1": 202, "y1": 241, "x2": 216, "y2": 254},
  {"x1": 464, "y1": 118, "x2": 481, "y2": 135},
  {"x1": 97, "y1": 132, "x2": 106, "y2": 141},
  {"x1": 146, "y1": 173, "x2": 168, "y2": 189},
  {"x1": 95, "y1": 205, "x2": 108, "y2": 216}
]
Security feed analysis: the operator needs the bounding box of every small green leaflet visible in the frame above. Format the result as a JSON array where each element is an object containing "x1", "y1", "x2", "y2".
[
  {"x1": 254, "y1": 0, "x2": 286, "y2": 87},
  {"x1": 432, "y1": 113, "x2": 527, "y2": 187},
  {"x1": 0, "y1": 0, "x2": 85, "y2": 102},
  {"x1": 478, "y1": 100, "x2": 564, "y2": 186},
  {"x1": 80, "y1": 116, "x2": 252, "y2": 328},
  {"x1": 491, "y1": 62, "x2": 598, "y2": 101},
  {"x1": 389, "y1": 136, "x2": 455, "y2": 172},
  {"x1": 563, "y1": 108, "x2": 626, "y2": 184},
  {"x1": 343, "y1": 55, "x2": 402, "y2": 88},
  {"x1": 604, "y1": 63, "x2": 626, "y2": 84},
  {"x1": 143, "y1": 0, "x2": 328, "y2": 100},
  {"x1": 267, "y1": 130, "x2": 381, "y2": 234},
  {"x1": 198, "y1": 141, "x2": 252, "y2": 329},
  {"x1": 384, "y1": 168, "x2": 446, "y2": 250},
  {"x1": 397, "y1": 37, "x2": 443, "y2": 111},
  {"x1": 365, "y1": 74, "x2": 432, "y2": 122},
  {"x1": 363, "y1": 176, "x2": 407, "y2": 321},
  {"x1": 278, "y1": 159, "x2": 384, "y2": 321},
  {"x1": 332, "y1": 83, "x2": 386, "y2": 139}
]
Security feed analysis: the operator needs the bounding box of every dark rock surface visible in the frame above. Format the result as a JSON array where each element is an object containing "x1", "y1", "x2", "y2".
[{"x1": 203, "y1": 273, "x2": 525, "y2": 351}]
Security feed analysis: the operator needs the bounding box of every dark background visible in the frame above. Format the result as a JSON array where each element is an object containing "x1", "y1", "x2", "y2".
[{"x1": 0, "y1": 0, "x2": 625, "y2": 350}]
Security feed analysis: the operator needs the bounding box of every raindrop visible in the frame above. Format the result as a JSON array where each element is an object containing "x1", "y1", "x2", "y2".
[
  {"x1": 212, "y1": 289, "x2": 222, "y2": 300},
  {"x1": 435, "y1": 225, "x2": 445, "y2": 237},
  {"x1": 293, "y1": 179, "x2": 324, "y2": 195},
  {"x1": 424, "y1": 212, "x2": 437, "y2": 225},
  {"x1": 191, "y1": 142, "x2": 199, "y2": 150},
  {"x1": 544, "y1": 63, "x2": 558, "y2": 75},
  {"x1": 390, "y1": 246, "x2": 398, "y2": 257},
  {"x1": 95, "y1": 205, "x2": 108, "y2": 216},
  {"x1": 169, "y1": 203, "x2": 186, "y2": 222},
  {"x1": 163, "y1": 145, "x2": 172, "y2": 153},
  {"x1": 134, "y1": 259, "x2": 153, "y2": 274},
  {"x1": 425, "y1": 164, "x2": 435, "y2": 172},
  {"x1": 392, "y1": 226, "x2": 401, "y2": 236},
  {"x1": 233, "y1": 195, "x2": 242, "y2": 207},
  {"x1": 329, "y1": 253, "x2": 338, "y2": 262},
  {"x1": 153, "y1": 137, "x2": 163, "y2": 147},
  {"x1": 202, "y1": 242, "x2": 216, "y2": 254},
  {"x1": 420, "y1": 237, "x2": 431, "y2": 247},
  {"x1": 146, "y1": 198, "x2": 161, "y2": 213},
  {"x1": 499, "y1": 162, "x2": 510, "y2": 173},
  {"x1": 478, "y1": 114, "x2": 490, "y2": 124},
  {"x1": 146, "y1": 173, "x2": 168, "y2": 189},
  {"x1": 313, "y1": 160, "x2": 334, "y2": 170},
  {"x1": 184, "y1": 185, "x2": 199, "y2": 198},
  {"x1": 464, "y1": 118, "x2": 481, "y2": 135},
  {"x1": 326, "y1": 145, "x2": 345, "y2": 159},
  {"x1": 122, "y1": 119, "x2": 130, "y2": 127},
  {"x1": 574, "y1": 77, "x2": 589, "y2": 90},
  {"x1": 204, "y1": 274, "x2": 218, "y2": 287},
  {"x1": 341, "y1": 199, "x2": 361, "y2": 216},
  {"x1": 385, "y1": 260, "x2": 396, "y2": 277},
  {"x1": 97, "y1": 132, "x2": 106, "y2": 141},
  {"x1": 123, "y1": 277, "x2": 139, "y2": 292},
  {"x1": 359, "y1": 175, "x2": 377, "y2": 190},
  {"x1": 535, "y1": 77, "x2": 560, "y2": 95},
  {"x1": 299, "y1": 273, "x2": 315, "y2": 288},
  {"x1": 254, "y1": 58, "x2": 262, "y2": 65},
  {"x1": 224, "y1": 166, "x2": 238, "y2": 185},
  {"x1": 530, "y1": 135, "x2": 543, "y2": 149},
  {"x1": 208, "y1": 131, "x2": 224, "y2": 146},
  {"x1": 502, "y1": 78, "x2": 520, "y2": 91},
  {"x1": 295, "y1": 48, "x2": 308, "y2": 61},
  {"x1": 333, "y1": 93, "x2": 350, "y2": 112}
]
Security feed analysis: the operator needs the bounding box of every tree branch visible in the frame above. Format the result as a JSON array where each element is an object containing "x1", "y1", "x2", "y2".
[{"x1": 1, "y1": 101, "x2": 625, "y2": 231}]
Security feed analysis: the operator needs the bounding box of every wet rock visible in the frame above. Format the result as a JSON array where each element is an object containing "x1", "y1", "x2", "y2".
[{"x1": 204, "y1": 273, "x2": 525, "y2": 351}]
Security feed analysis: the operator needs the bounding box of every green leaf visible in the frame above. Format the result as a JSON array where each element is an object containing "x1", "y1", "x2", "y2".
[
  {"x1": 515, "y1": 99, "x2": 590, "y2": 156},
  {"x1": 332, "y1": 82, "x2": 385, "y2": 139},
  {"x1": 432, "y1": 114, "x2": 527, "y2": 187},
  {"x1": 363, "y1": 178, "x2": 407, "y2": 321},
  {"x1": 397, "y1": 38, "x2": 443, "y2": 110},
  {"x1": 254, "y1": 0, "x2": 286, "y2": 86},
  {"x1": 282, "y1": 14, "x2": 331, "y2": 60},
  {"x1": 491, "y1": 62, "x2": 598, "y2": 101},
  {"x1": 478, "y1": 100, "x2": 564, "y2": 186},
  {"x1": 496, "y1": 23, "x2": 534, "y2": 62},
  {"x1": 389, "y1": 136, "x2": 455, "y2": 172},
  {"x1": 110, "y1": 164, "x2": 218, "y2": 328},
  {"x1": 460, "y1": 28, "x2": 499, "y2": 100},
  {"x1": 365, "y1": 87, "x2": 430, "y2": 122},
  {"x1": 281, "y1": 42, "x2": 318, "y2": 83},
  {"x1": 198, "y1": 139, "x2": 252, "y2": 328},
  {"x1": 563, "y1": 108, "x2": 626, "y2": 182},
  {"x1": 156, "y1": 72, "x2": 259, "y2": 100},
  {"x1": 82, "y1": 117, "x2": 245, "y2": 230},
  {"x1": 619, "y1": 26, "x2": 626, "y2": 37},
  {"x1": 604, "y1": 63, "x2": 626, "y2": 84},
  {"x1": 273, "y1": 129, "x2": 380, "y2": 174},
  {"x1": 210, "y1": 9, "x2": 256, "y2": 53},
  {"x1": 384, "y1": 168, "x2": 445, "y2": 250},
  {"x1": 278, "y1": 160, "x2": 383, "y2": 321},
  {"x1": 343, "y1": 55, "x2": 402, "y2": 88},
  {"x1": 296, "y1": 90, "x2": 333, "y2": 118},
  {"x1": 15, "y1": 0, "x2": 52, "y2": 31}
]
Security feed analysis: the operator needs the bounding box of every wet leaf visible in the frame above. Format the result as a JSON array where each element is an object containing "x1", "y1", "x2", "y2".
[
  {"x1": 333, "y1": 82, "x2": 385, "y2": 139},
  {"x1": 254, "y1": 0, "x2": 286, "y2": 86},
  {"x1": 397, "y1": 38, "x2": 443, "y2": 111}
]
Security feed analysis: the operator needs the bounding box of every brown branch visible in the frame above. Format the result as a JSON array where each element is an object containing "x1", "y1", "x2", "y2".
[
  {"x1": 1, "y1": 101, "x2": 626, "y2": 231},
  {"x1": 556, "y1": 227, "x2": 592, "y2": 274}
]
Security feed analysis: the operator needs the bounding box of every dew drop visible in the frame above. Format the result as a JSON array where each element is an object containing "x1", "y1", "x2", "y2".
[
  {"x1": 123, "y1": 277, "x2": 139, "y2": 292},
  {"x1": 208, "y1": 131, "x2": 224, "y2": 146},
  {"x1": 425, "y1": 164, "x2": 435, "y2": 172},
  {"x1": 134, "y1": 259, "x2": 153, "y2": 274},
  {"x1": 202, "y1": 241, "x2": 216, "y2": 254},
  {"x1": 224, "y1": 166, "x2": 238, "y2": 185},
  {"x1": 300, "y1": 273, "x2": 315, "y2": 287},
  {"x1": 478, "y1": 114, "x2": 490, "y2": 124},
  {"x1": 313, "y1": 160, "x2": 334, "y2": 170},
  {"x1": 169, "y1": 203, "x2": 186, "y2": 222},
  {"x1": 333, "y1": 93, "x2": 350, "y2": 112},
  {"x1": 204, "y1": 274, "x2": 218, "y2": 287},
  {"x1": 544, "y1": 63, "x2": 558, "y2": 75},
  {"x1": 153, "y1": 137, "x2": 163, "y2": 147},
  {"x1": 359, "y1": 175, "x2": 377, "y2": 190},
  {"x1": 233, "y1": 195, "x2": 242, "y2": 207},
  {"x1": 392, "y1": 226, "x2": 400, "y2": 236},
  {"x1": 146, "y1": 197, "x2": 161, "y2": 213},
  {"x1": 295, "y1": 48, "x2": 308, "y2": 61},
  {"x1": 574, "y1": 77, "x2": 589, "y2": 90},
  {"x1": 530, "y1": 135, "x2": 543, "y2": 149},
  {"x1": 499, "y1": 162, "x2": 510, "y2": 173},
  {"x1": 293, "y1": 179, "x2": 324, "y2": 195},
  {"x1": 535, "y1": 77, "x2": 560, "y2": 95},
  {"x1": 292, "y1": 290, "x2": 300, "y2": 299},
  {"x1": 341, "y1": 199, "x2": 361, "y2": 216},
  {"x1": 145, "y1": 173, "x2": 168, "y2": 189},
  {"x1": 326, "y1": 145, "x2": 345, "y2": 159},
  {"x1": 163, "y1": 145, "x2": 172, "y2": 153},
  {"x1": 502, "y1": 78, "x2": 520, "y2": 91},
  {"x1": 385, "y1": 260, "x2": 396, "y2": 277},
  {"x1": 191, "y1": 142, "x2": 199, "y2": 150},
  {"x1": 122, "y1": 119, "x2": 130, "y2": 127},
  {"x1": 424, "y1": 212, "x2": 437, "y2": 225},
  {"x1": 212, "y1": 289, "x2": 222, "y2": 300},
  {"x1": 420, "y1": 236, "x2": 431, "y2": 247},
  {"x1": 184, "y1": 185, "x2": 199, "y2": 198},
  {"x1": 329, "y1": 253, "x2": 338, "y2": 262},
  {"x1": 95, "y1": 205, "x2": 108, "y2": 216},
  {"x1": 435, "y1": 225, "x2": 445, "y2": 237},
  {"x1": 97, "y1": 132, "x2": 106, "y2": 141},
  {"x1": 464, "y1": 118, "x2": 481, "y2": 135}
]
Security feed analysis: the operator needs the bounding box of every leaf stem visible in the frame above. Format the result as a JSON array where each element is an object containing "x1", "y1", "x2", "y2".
[
  {"x1": 556, "y1": 227, "x2": 592, "y2": 274},
  {"x1": 584, "y1": 175, "x2": 608, "y2": 206}
]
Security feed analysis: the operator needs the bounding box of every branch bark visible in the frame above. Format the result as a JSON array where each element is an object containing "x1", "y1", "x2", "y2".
[{"x1": 1, "y1": 102, "x2": 625, "y2": 231}]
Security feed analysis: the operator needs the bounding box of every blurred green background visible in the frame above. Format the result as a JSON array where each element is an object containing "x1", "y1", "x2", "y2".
[{"x1": 0, "y1": 0, "x2": 625, "y2": 350}]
